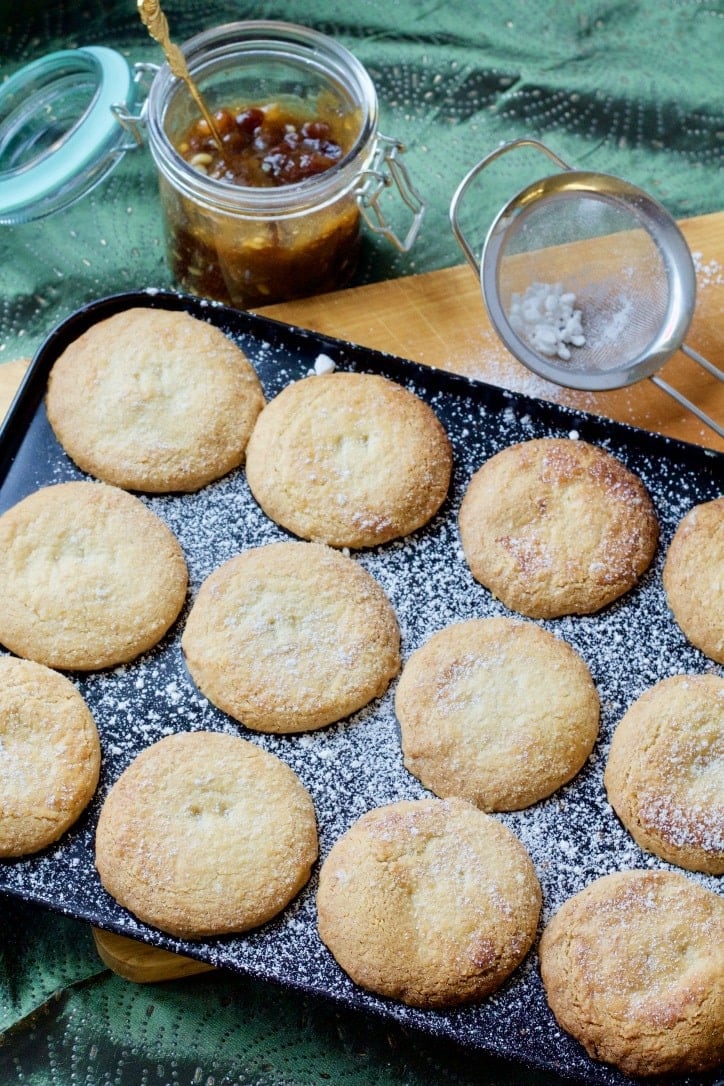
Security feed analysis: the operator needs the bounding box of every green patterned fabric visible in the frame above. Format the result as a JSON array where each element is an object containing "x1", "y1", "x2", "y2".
[
  {"x1": 0, "y1": 2, "x2": 721, "y2": 1083},
  {"x1": 0, "y1": 0, "x2": 722, "y2": 361}
]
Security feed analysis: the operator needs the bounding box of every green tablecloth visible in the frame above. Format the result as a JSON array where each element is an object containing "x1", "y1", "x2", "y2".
[{"x1": 0, "y1": 2, "x2": 721, "y2": 1083}]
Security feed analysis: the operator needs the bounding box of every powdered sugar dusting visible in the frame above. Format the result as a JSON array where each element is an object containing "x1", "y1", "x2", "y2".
[
  {"x1": 692, "y1": 251, "x2": 724, "y2": 289},
  {"x1": 642, "y1": 792, "x2": 723, "y2": 852},
  {"x1": 0, "y1": 297, "x2": 721, "y2": 1086}
]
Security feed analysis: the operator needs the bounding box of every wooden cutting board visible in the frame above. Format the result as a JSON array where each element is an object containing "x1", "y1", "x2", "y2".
[
  {"x1": 1, "y1": 212, "x2": 721, "y2": 980},
  {"x1": 260, "y1": 209, "x2": 724, "y2": 453}
]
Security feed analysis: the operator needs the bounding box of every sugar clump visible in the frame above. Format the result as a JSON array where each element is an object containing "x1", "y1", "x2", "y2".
[{"x1": 509, "y1": 282, "x2": 586, "y2": 361}]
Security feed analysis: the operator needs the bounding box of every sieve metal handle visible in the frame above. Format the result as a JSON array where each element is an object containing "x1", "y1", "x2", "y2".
[
  {"x1": 651, "y1": 345, "x2": 724, "y2": 439},
  {"x1": 449, "y1": 138, "x2": 571, "y2": 271},
  {"x1": 680, "y1": 343, "x2": 724, "y2": 383}
]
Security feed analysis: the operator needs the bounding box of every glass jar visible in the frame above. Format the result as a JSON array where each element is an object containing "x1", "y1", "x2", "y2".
[{"x1": 143, "y1": 20, "x2": 424, "y2": 308}]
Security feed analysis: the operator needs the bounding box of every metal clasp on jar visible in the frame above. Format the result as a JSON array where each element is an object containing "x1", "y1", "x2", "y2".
[
  {"x1": 110, "y1": 62, "x2": 159, "y2": 148},
  {"x1": 358, "y1": 134, "x2": 425, "y2": 253}
]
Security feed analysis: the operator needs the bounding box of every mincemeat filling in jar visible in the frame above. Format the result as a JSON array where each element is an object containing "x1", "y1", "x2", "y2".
[
  {"x1": 178, "y1": 104, "x2": 347, "y2": 186},
  {"x1": 146, "y1": 23, "x2": 422, "y2": 310},
  {"x1": 162, "y1": 98, "x2": 365, "y2": 308}
]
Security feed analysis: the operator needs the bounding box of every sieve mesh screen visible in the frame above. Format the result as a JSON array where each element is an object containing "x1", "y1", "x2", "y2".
[{"x1": 497, "y1": 192, "x2": 670, "y2": 375}]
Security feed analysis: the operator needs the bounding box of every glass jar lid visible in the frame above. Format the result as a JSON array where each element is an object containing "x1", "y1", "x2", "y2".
[{"x1": 0, "y1": 46, "x2": 136, "y2": 224}]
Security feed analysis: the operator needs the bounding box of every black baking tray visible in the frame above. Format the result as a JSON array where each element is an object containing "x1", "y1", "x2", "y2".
[{"x1": 0, "y1": 290, "x2": 722, "y2": 1086}]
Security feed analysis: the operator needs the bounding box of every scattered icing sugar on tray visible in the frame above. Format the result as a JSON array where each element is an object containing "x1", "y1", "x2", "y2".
[{"x1": 0, "y1": 292, "x2": 722, "y2": 1086}]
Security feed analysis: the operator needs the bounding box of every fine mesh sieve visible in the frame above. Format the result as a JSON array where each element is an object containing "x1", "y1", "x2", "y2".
[{"x1": 450, "y1": 139, "x2": 723, "y2": 438}]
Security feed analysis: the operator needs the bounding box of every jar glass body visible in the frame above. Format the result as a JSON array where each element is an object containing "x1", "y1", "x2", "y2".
[{"x1": 146, "y1": 21, "x2": 380, "y2": 308}]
